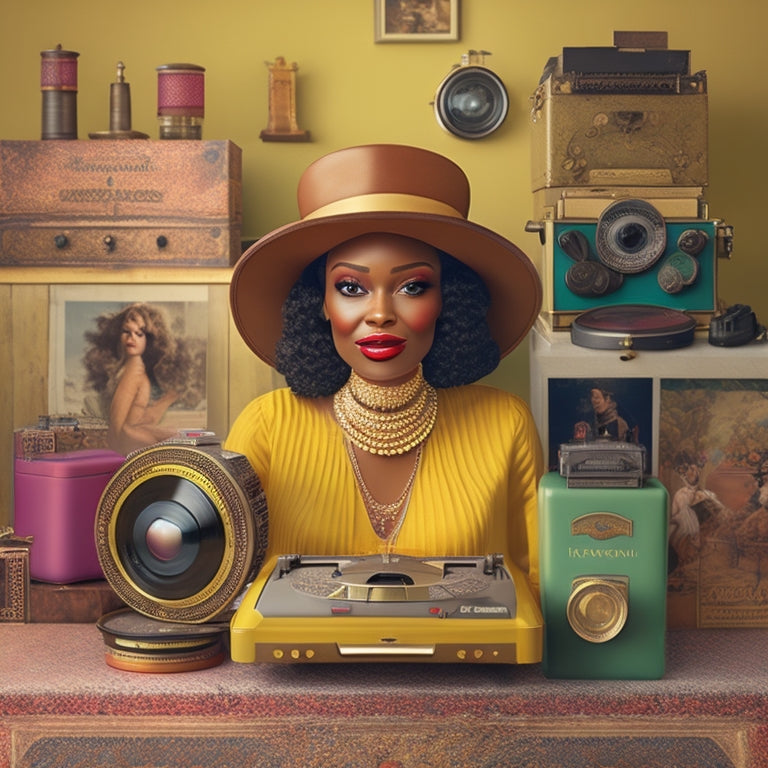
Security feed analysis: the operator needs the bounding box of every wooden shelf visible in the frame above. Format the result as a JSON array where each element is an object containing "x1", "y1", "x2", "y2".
[{"x1": 0, "y1": 265, "x2": 233, "y2": 285}]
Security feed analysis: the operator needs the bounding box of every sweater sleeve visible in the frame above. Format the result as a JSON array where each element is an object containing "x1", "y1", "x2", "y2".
[
  {"x1": 505, "y1": 395, "x2": 545, "y2": 597},
  {"x1": 223, "y1": 393, "x2": 275, "y2": 487}
]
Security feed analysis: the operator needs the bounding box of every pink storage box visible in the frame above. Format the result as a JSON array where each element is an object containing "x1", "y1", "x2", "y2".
[{"x1": 13, "y1": 449, "x2": 124, "y2": 583}]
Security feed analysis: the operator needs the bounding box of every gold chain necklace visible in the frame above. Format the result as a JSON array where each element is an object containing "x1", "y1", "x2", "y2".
[
  {"x1": 345, "y1": 440, "x2": 423, "y2": 538},
  {"x1": 333, "y1": 365, "x2": 438, "y2": 455}
]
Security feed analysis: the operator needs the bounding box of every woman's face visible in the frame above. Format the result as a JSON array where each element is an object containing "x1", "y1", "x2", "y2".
[
  {"x1": 684, "y1": 463, "x2": 700, "y2": 485},
  {"x1": 324, "y1": 233, "x2": 442, "y2": 386},
  {"x1": 120, "y1": 317, "x2": 147, "y2": 358},
  {"x1": 590, "y1": 389, "x2": 609, "y2": 414}
]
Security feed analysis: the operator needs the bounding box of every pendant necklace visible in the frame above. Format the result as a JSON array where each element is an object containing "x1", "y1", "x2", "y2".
[
  {"x1": 345, "y1": 440, "x2": 423, "y2": 539},
  {"x1": 335, "y1": 364, "x2": 436, "y2": 538}
]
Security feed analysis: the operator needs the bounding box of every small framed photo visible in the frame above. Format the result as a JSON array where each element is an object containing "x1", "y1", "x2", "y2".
[
  {"x1": 547, "y1": 377, "x2": 654, "y2": 472},
  {"x1": 374, "y1": 0, "x2": 459, "y2": 42}
]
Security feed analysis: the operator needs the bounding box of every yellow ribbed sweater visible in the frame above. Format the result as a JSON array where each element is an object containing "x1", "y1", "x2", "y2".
[{"x1": 224, "y1": 384, "x2": 543, "y2": 592}]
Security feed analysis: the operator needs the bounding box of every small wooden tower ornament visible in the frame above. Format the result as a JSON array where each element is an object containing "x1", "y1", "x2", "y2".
[{"x1": 260, "y1": 57, "x2": 310, "y2": 142}]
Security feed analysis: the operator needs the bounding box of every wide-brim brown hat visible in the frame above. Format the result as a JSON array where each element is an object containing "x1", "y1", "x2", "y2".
[{"x1": 231, "y1": 144, "x2": 542, "y2": 366}]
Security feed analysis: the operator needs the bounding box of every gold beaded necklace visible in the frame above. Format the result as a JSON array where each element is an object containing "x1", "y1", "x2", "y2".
[
  {"x1": 333, "y1": 365, "x2": 438, "y2": 456},
  {"x1": 345, "y1": 440, "x2": 423, "y2": 539}
]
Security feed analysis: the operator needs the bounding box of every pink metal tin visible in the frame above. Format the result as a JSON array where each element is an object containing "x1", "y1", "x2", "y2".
[{"x1": 13, "y1": 449, "x2": 124, "y2": 583}]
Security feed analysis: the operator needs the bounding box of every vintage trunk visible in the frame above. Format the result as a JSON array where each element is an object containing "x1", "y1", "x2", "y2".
[
  {"x1": 529, "y1": 37, "x2": 709, "y2": 194},
  {"x1": 0, "y1": 139, "x2": 242, "y2": 267}
]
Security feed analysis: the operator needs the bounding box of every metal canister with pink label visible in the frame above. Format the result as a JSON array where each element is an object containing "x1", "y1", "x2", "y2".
[
  {"x1": 41, "y1": 45, "x2": 79, "y2": 139},
  {"x1": 156, "y1": 62, "x2": 205, "y2": 139}
]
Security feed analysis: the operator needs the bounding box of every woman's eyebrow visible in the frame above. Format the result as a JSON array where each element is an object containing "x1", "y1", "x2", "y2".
[
  {"x1": 329, "y1": 261, "x2": 369, "y2": 273},
  {"x1": 329, "y1": 260, "x2": 436, "y2": 274},
  {"x1": 391, "y1": 261, "x2": 437, "y2": 274}
]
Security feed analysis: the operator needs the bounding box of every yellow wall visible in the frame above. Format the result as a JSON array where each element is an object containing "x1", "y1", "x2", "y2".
[{"x1": 1, "y1": 0, "x2": 765, "y2": 400}]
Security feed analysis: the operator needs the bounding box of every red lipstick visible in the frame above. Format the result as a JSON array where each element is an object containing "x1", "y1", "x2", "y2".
[{"x1": 355, "y1": 334, "x2": 407, "y2": 361}]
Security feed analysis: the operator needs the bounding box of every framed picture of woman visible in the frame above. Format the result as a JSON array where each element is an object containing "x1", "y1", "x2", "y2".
[
  {"x1": 48, "y1": 284, "x2": 208, "y2": 455},
  {"x1": 374, "y1": 0, "x2": 459, "y2": 42}
]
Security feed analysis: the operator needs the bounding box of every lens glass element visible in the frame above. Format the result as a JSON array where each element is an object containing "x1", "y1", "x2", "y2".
[
  {"x1": 435, "y1": 66, "x2": 509, "y2": 139},
  {"x1": 595, "y1": 199, "x2": 667, "y2": 273},
  {"x1": 116, "y1": 475, "x2": 225, "y2": 600}
]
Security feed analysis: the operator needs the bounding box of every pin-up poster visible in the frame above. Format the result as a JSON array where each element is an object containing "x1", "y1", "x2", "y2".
[{"x1": 660, "y1": 378, "x2": 768, "y2": 628}]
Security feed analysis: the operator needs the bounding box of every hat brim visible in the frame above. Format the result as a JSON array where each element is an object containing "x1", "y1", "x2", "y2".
[{"x1": 230, "y1": 211, "x2": 542, "y2": 367}]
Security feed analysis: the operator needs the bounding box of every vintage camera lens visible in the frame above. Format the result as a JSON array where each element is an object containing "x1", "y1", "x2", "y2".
[
  {"x1": 96, "y1": 442, "x2": 268, "y2": 623},
  {"x1": 615, "y1": 222, "x2": 648, "y2": 253},
  {"x1": 595, "y1": 199, "x2": 667, "y2": 274},
  {"x1": 435, "y1": 66, "x2": 509, "y2": 139},
  {"x1": 115, "y1": 475, "x2": 225, "y2": 599}
]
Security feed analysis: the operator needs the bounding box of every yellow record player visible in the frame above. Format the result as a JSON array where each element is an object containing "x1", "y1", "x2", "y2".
[{"x1": 229, "y1": 553, "x2": 543, "y2": 664}]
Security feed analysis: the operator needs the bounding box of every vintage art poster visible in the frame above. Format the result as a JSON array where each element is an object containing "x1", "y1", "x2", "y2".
[
  {"x1": 48, "y1": 285, "x2": 209, "y2": 446},
  {"x1": 660, "y1": 378, "x2": 768, "y2": 628}
]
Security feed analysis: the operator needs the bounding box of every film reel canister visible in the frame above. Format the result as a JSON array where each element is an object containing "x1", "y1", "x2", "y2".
[{"x1": 95, "y1": 440, "x2": 267, "y2": 623}]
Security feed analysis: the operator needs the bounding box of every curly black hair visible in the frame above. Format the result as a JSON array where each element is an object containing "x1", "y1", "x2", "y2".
[{"x1": 275, "y1": 251, "x2": 500, "y2": 397}]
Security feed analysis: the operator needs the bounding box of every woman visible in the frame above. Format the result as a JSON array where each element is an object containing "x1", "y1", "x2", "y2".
[
  {"x1": 83, "y1": 303, "x2": 193, "y2": 455},
  {"x1": 589, "y1": 387, "x2": 633, "y2": 443},
  {"x1": 225, "y1": 144, "x2": 544, "y2": 596}
]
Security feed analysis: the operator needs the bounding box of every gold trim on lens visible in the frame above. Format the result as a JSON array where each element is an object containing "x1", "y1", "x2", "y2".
[
  {"x1": 106, "y1": 460, "x2": 238, "y2": 610},
  {"x1": 95, "y1": 442, "x2": 267, "y2": 624}
]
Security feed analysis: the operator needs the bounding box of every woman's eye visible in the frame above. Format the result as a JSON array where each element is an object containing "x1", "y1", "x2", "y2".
[
  {"x1": 400, "y1": 280, "x2": 431, "y2": 297},
  {"x1": 335, "y1": 280, "x2": 367, "y2": 297}
]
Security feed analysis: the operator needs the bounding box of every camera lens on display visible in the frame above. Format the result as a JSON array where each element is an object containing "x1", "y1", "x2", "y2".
[
  {"x1": 96, "y1": 441, "x2": 268, "y2": 623},
  {"x1": 116, "y1": 475, "x2": 225, "y2": 600},
  {"x1": 595, "y1": 199, "x2": 667, "y2": 274},
  {"x1": 435, "y1": 66, "x2": 509, "y2": 139},
  {"x1": 616, "y1": 222, "x2": 647, "y2": 253}
]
